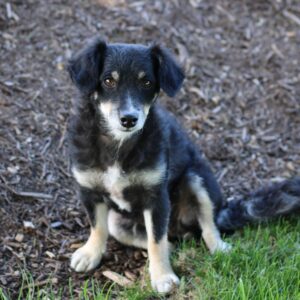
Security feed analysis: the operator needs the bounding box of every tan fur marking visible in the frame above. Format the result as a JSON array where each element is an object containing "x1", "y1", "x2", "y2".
[
  {"x1": 86, "y1": 227, "x2": 106, "y2": 250},
  {"x1": 147, "y1": 235, "x2": 171, "y2": 275},
  {"x1": 77, "y1": 203, "x2": 108, "y2": 247},
  {"x1": 144, "y1": 210, "x2": 179, "y2": 293},
  {"x1": 71, "y1": 204, "x2": 108, "y2": 272},
  {"x1": 138, "y1": 71, "x2": 145, "y2": 79},
  {"x1": 143, "y1": 104, "x2": 151, "y2": 116},
  {"x1": 144, "y1": 210, "x2": 171, "y2": 274},
  {"x1": 111, "y1": 71, "x2": 119, "y2": 81}
]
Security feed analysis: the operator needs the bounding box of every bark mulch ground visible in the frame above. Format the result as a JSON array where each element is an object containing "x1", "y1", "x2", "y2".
[{"x1": 0, "y1": 0, "x2": 299, "y2": 298}]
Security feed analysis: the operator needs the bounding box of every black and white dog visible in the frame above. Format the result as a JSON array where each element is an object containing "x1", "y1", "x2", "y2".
[{"x1": 67, "y1": 38, "x2": 300, "y2": 293}]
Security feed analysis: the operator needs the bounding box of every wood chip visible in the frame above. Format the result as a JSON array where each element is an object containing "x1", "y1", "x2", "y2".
[
  {"x1": 124, "y1": 270, "x2": 137, "y2": 281},
  {"x1": 141, "y1": 251, "x2": 148, "y2": 258},
  {"x1": 45, "y1": 251, "x2": 55, "y2": 259},
  {"x1": 189, "y1": 87, "x2": 205, "y2": 99},
  {"x1": 50, "y1": 221, "x2": 63, "y2": 228},
  {"x1": 70, "y1": 243, "x2": 83, "y2": 249},
  {"x1": 15, "y1": 191, "x2": 53, "y2": 200},
  {"x1": 102, "y1": 270, "x2": 134, "y2": 287},
  {"x1": 283, "y1": 10, "x2": 300, "y2": 26},
  {"x1": 15, "y1": 233, "x2": 24, "y2": 242},
  {"x1": 23, "y1": 221, "x2": 35, "y2": 229}
]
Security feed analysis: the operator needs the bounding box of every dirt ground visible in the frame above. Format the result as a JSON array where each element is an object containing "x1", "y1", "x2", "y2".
[{"x1": 0, "y1": 0, "x2": 299, "y2": 298}]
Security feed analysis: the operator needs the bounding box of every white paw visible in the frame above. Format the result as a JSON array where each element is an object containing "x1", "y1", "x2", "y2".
[
  {"x1": 70, "y1": 245, "x2": 102, "y2": 272},
  {"x1": 151, "y1": 273, "x2": 180, "y2": 293},
  {"x1": 210, "y1": 240, "x2": 232, "y2": 254}
]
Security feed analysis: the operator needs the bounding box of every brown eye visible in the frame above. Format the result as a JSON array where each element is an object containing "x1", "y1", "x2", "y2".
[
  {"x1": 142, "y1": 79, "x2": 152, "y2": 89},
  {"x1": 103, "y1": 77, "x2": 116, "y2": 88}
]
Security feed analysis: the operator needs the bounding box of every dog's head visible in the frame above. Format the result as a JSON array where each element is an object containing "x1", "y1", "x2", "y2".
[{"x1": 68, "y1": 38, "x2": 184, "y2": 140}]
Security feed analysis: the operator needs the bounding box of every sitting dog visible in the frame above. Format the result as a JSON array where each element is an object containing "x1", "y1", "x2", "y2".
[{"x1": 67, "y1": 38, "x2": 300, "y2": 293}]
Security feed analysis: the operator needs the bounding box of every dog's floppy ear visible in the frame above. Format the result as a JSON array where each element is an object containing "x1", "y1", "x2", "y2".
[
  {"x1": 68, "y1": 38, "x2": 106, "y2": 95},
  {"x1": 151, "y1": 45, "x2": 184, "y2": 97}
]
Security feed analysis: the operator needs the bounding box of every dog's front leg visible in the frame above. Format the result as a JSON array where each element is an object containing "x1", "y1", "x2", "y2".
[
  {"x1": 71, "y1": 188, "x2": 108, "y2": 272},
  {"x1": 143, "y1": 201, "x2": 179, "y2": 293}
]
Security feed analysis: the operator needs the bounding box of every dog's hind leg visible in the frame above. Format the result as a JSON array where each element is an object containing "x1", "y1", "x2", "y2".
[
  {"x1": 188, "y1": 174, "x2": 231, "y2": 253},
  {"x1": 108, "y1": 209, "x2": 148, "y2": 249}
]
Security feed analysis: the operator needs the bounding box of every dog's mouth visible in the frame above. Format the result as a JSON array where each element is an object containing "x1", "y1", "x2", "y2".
[
  {"x1": 121, "y1": 128, "x2": 133, "y2": 131},
  {"x1": 120, "y1": 127, "x2": 140, "y2": 133}
]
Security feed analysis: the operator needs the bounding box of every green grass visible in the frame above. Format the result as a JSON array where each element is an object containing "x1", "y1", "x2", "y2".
[
  {"x1": 119, "y1": 218, "x2": 300, "y2": 300},
  {"x1": 2, "y1": 218, "x2": 299, "y2": 300}
]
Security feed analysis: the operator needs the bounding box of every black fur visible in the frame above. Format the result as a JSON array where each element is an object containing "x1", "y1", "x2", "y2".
[
  {"x1": 68, "y1": 38, "x2": 107, "y2": 96},
  {"x1": 217, "y1": 177, "x2": 300, "y2": 231},
  {"x1": 79, "y1": 187, "x2": 106, "y2": 227},
  {"x1": 151, "y1": 45, "x2": 185, "y2": 97}
]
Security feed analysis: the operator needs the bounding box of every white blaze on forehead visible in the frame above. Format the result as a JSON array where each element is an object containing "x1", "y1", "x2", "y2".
[
  {"x1": 111, "y1": 71, "x2": 119, "y2": 81},
  {"x1": 138, "y1": 71, "x2": 146, "y2": 79}
]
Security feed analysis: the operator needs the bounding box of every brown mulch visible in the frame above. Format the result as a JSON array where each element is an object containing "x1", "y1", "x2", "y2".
[{"x1": 0, "y1": 0, "x2": 299, "y2": 298}]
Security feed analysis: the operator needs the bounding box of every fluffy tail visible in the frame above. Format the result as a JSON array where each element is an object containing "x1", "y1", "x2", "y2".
[{"x1": 217, "y1": 177, "x2": 300, "y2": 232}]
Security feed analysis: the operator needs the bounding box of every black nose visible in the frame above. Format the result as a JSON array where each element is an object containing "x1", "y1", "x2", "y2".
[{"x1": 120, "y1": 113, "x2": 138, "y2": 129}]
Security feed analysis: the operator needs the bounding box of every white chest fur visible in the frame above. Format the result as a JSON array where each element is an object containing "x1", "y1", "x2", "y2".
[{"x1": 72, "y1": 163, "x2": 166, "y2": 212}]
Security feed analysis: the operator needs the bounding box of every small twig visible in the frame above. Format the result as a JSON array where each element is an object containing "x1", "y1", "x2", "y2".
[
  {"x1": 271, "y1": 44, "x2": 285, "y2": 59},
  {"x1": 283, "y1": 10, "x2": 300, "y2": 26},
  {"x1": 58, "y1": 121, "x2": 68, "y2": 150},
  {"x1": 13, "y1": 191, "x2": 53, "y2": 199},
  {"x1": 23, "y1": 278, "x2": 58, "y2": 289},
  {"x1": 41, "y1": 137, "x2": 52, "y2": 155},
  {"x1": 0, "y1": 182, "x2": 52, "y2": 200},
  {"x1": 6, "y1": 2, "x2": 19, "y2": 21},
  {"x1": 216, "y1": 4, "x2": 235, "y2": 22},
  {"x1": 30, "y1": 90, "x2": 41, "y2": 102},
  {"x1": 6, "y1": 3, "x2": 12, "y2": 19},
  {"x1": 0, "y1": 80, "x2": 29, "y2": 94},
  {"x1": 49, "y1": 157, "x2": 71, "y2": 178},
  {"x1": 0, "y1": 83, "x2": 12, "y2": 95}
]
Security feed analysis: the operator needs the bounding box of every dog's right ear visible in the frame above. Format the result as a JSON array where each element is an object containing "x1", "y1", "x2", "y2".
[
  {"x1": 151, "y1": 45, "x2": 184, "y2": 97},
  {"x1": 68, "y1": 38, "x2": 106, "y2": 95}
]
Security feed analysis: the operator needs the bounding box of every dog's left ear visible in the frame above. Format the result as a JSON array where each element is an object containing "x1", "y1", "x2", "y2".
[
  {"x1": 151, "y1": 45, "x2": 185, "y2": 97},
  {"x1": 68, "y1": 38, "x2": 107, "y2": 95}
]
